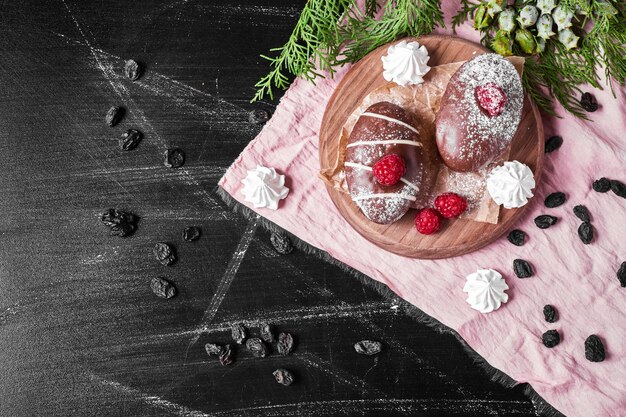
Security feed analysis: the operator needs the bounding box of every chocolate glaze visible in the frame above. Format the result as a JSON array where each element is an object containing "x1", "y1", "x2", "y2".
[{"x1": 345, "y1": 102, "x2": 427, "y2": 224}]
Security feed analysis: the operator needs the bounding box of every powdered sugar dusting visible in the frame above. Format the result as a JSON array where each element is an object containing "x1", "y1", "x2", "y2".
[{"x1": 445, "y1": 54, "x2": 522, "y2": 167}]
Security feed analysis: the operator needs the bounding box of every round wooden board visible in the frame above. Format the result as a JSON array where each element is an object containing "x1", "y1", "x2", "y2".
[{"x1": 319, "y1": 35, "x2": 544, "y2": 259}]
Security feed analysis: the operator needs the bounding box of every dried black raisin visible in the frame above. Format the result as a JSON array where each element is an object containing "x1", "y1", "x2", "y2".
[
  {"x1": 542, "y1": 330, "x2": 560, "y2": 348},
  {"x1": 277, "y1": 332, "x2": 294, "y2": 356},
  {"x1": 543, "y1": 305, "x2": 558, "y2": 323},
  {"x1": 577, "y1": 222, "x2": 594, "y2": 244},
  {"x1": 164, "y1": 148, "x2": 185, "y2": 168},
  {"x1": 584, "y1": 335, "x2": 605, "y2": 362},
  {"x1": 610, "y1": 180, "x2": 626, "y2": 199},
  {"x1": 260, "y1": 323, "x2": 275, "y2": 343},
  {"x1": 506, "y1": 229, "x2": 526, "y2": 246},
  {"x1": 534, "y1": 215, "x2": 558, "y2": 229},
  {"x1": 219, "y1": 344, "x2": 234, "y2": 366},
  {"x1": 124, "y1": 59, "x2": 144, "y2": 81},
  {"x1": 580, "y1": 92, "x2": 598, "y2": 112},
  {"x1": 100, "y1": 208, "x2": 138, "y2": 237},
  {"x1": 616, "y1": 262, "x2": 626, "y2": 287},
  {"x1": 182, "y1": 226, "x2": 201, "y2": 242},
  {"x1": 544, "y1": 192, "x2": 566, "y2": 208},
  {"x1": 354, "y1": 340, "x2": 383, "y2": 356},
  {"x1": 105, "y1": 106, "x2": 124, "y2": 127},
  {"x1": 205, "y1": 343, "x2": 225, "y2": 356},
  {"x1": 248, "y1": 109, "x2": 271, "y2": 124},
  {"x1": 573, "y1": 205, "x2": 590, "y2": 222},
  {"x1": 119, "y1": 129, "x2": 143, "y2": 151},
  {"x1": 154, "y1": 242, "x2": 176, "y2": 266},
  {"x1": 273, "y1": 369, "x2": 294, "y2": 386},
  {"x1": 231, "y1": 323, "x2": 246, "y2": 344},
  {"x1": 246, "y1": 338, "x2": 268, "y2": 358},
  {"x1": 544, "y1": 135, "x2": 563, "y2": 153},
  {"x1": 592, "y1": 177, "x2": 611, "y2": 193},
  {"x1": 270, "y1": 232, "x2": 293, "y2": 255},
  {"x1": 513, "y1": 259, "x2": 533, "y2": 278},
  {"x1": 150, "y1": 277, "x2": 176, "y2": 299}
]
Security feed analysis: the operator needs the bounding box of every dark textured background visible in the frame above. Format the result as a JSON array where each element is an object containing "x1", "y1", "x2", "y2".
[{"x1": 0, "y1": 1, "x2": 545, "y2": 415}]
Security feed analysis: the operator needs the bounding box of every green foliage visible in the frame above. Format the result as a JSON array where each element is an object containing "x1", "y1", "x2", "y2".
[{"x1": 252, "y1": 0, "x2": 443, "y2": 102}]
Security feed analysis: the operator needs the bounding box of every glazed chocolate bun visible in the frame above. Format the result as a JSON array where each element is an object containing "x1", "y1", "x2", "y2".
[
  {"x1": 436, "y1": 54, "x2": 523, "y2": 172},
  {"x1": 345, "y1": 102, "x2": 427, "y2": 224}
]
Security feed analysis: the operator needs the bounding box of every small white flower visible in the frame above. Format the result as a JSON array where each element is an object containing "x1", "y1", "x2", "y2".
[
  {"x1": 517, "y1": 5, "x2": 539, "y2": 28},
  {"x1": 536, "y1": 14, "x2": 556, "y2": 39},
  {"x1": 536, "y1": 0, "x2": 557, "y2": 15},
  {"x1": 498, "y1": 8, "x2": 517, "y2": 34},
  {"x1": 558, "y1": 29, "x2": 579, "y2": 50},
  {"x1": 553, "y1": 4, "x2": 574, "y2": 30},
  {"x1": 487, "y1": 0, "x2": 505, "y2": 17}
]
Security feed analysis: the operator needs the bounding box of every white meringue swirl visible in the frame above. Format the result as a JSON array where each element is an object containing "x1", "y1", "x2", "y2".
[
  {"x1": 381, "y1": 40, "x2": 431, "y2": 86},
  {"x1": 486, "y1": 160, "x2": 536, "y2": 209},
  {"x1": 241, "y1": 165, "x2": 289, "y2": 210},
  {"x1": 463, "y1": 269, "x2": 509, "y2": 314}
]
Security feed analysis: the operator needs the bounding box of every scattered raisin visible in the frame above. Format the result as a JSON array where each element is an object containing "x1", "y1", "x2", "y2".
[
  {"x1": 513, "y1": 259, "x2": 533, "y2": 278},
  {"x1": 182, "y1": 226, "x2": 201, "y2": 242},
  {"x1": 577, "y1": 222, "x2": 594, "y2": 244},
  {"x1": 100, "y1": 208, "x2": 138, "y2": 237},
  {"x1": 544, "y1": 135, "x2": 563, "y2": 153},
  {"x1": 248, "y1": 109, "x2": 271, "y2": 124},
  {"x1": 164, "y1": 148, "x2": 185, "y2": 168},
  {"x1": 573, "y1": 205, "x2": 590, "y2": 222},
  {"x1": 354, "y1": 340, "x2": 383, "y2": 356},
  {"x1": 543, "y1": 305, "x2": 558, "y2": 323},
  {"x1": 273, "y1": 369, "x2": 294, "y2": 386},
  {"x1": 219, "y1": 344, "x2": 234, "y2": 366},
  {"x1": 154, "y1": 242, "x2": 176, "y2": 266},
  {"x1": 119, "y1": 129, "x2": 143, "y2": 151},
  {"x1": 205, "y1": 343, "x2": 225, "y2": 356},
  {"x1": 506, "y1": 229, "x2": 526, "y2": 246},
  {"x1": 542, "y1": 330, "x2": 560, "y2": 348},
  {"x1": 617, "y1": 262, "x2": 626, "y2": 287},
  {"x1": 105, "y1": 106, "x2": 124, "y2": 127},
  {"x1": 270, "y1": 232, "x2": 294, "y2": 255},
  {"x1": 124, "y1": 59, "x2": 144, "y2": 81},
  {"x1": 277, "y1": 332, "x2": 294, "y2": 356},
  {"x1": 580, "y1": 92, "x2": 598, "y2": 112},
  {"x1": 544, "y1": 192, "x2": 566, "y2": 208},
  {"x1": 260, "y1": 323, "x2": 275, "y2": 343},
  {"x1": 150, "y1": 277, "x2": 177, "y2": 299},
  {"x1": 610, "y1": 180, "x2": 626, "y2": 199},
  {"x1": 534, "y1": 215, "x2": 558, "y2": 229},
  {"x1": 231, "y1": 323, "x2": 246, "y2": 345},
  {"x1": 585, "y1": 335, "x2": 605, "y2": 362},
  {"x1": 592, "y1": 177, "x2": 611, "y2": 193},
  {"x1": 246, "y1": 338, "x2": 268, "y2": 358}
]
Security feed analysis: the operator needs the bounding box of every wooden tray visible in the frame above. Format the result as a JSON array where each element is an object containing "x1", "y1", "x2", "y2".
[{"x1": 319, "y1": 35, "x2": 544, "y2": 259}]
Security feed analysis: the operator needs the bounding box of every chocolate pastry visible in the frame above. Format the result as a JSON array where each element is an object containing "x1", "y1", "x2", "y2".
[
  {"x1": 436, "y1": 54, "x2": 523, "y2": 172},
  {"x1": 345, "y1": 102, "x2": 428, "y2": 224}
]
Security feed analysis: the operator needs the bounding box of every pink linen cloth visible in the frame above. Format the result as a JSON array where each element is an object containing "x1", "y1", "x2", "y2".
[{"x1": 219, "y1": 4, "x2": 626, "y2": 416}]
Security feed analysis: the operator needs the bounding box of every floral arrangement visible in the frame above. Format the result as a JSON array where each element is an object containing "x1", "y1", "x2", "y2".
[{"x1": 252, "y1": 0, "x2": 626, "y2": 119}]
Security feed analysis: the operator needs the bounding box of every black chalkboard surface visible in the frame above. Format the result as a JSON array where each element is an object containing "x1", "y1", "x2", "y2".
[{"x1": 0, "y1": 1, "x2": 547, "y2": 415}]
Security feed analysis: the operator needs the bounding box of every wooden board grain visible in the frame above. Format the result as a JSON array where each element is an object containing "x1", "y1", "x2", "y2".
[{"x1": 319, "y1": 35, "x2": 544, "y2": 259}]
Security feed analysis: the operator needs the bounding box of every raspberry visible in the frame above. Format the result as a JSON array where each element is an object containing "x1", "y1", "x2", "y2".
[
  {"x1": 415, "y1": 208, "x2": 441, "y2": 235},
  {"x1": 434, "y1": 192, "x2": 468, "y2": 218},
  {"x1": 372, "y1": 154, "x2": 406, "y2": 186},
  {"x1": 475, "y1": 83, "x2": 507, "y2": 117}
]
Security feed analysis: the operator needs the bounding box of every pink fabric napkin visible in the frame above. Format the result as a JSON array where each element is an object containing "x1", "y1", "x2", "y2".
[{"x1": 220, "y1": 4, "x2": 626, "y2": 416}]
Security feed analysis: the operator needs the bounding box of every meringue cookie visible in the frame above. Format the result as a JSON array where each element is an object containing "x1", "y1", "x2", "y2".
[
  {"x1": 381, "y1": 40, "x2": 431, "y2": 86},
  {"x1": 463, "y1": 269, "x2": 509, "y2": 313},
  {"x1": 486, "y1": 161, "x2": 535, "y2": 209},
  {"x1": 241, "y1": 165, "x2": 289, "y2": 210}
]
